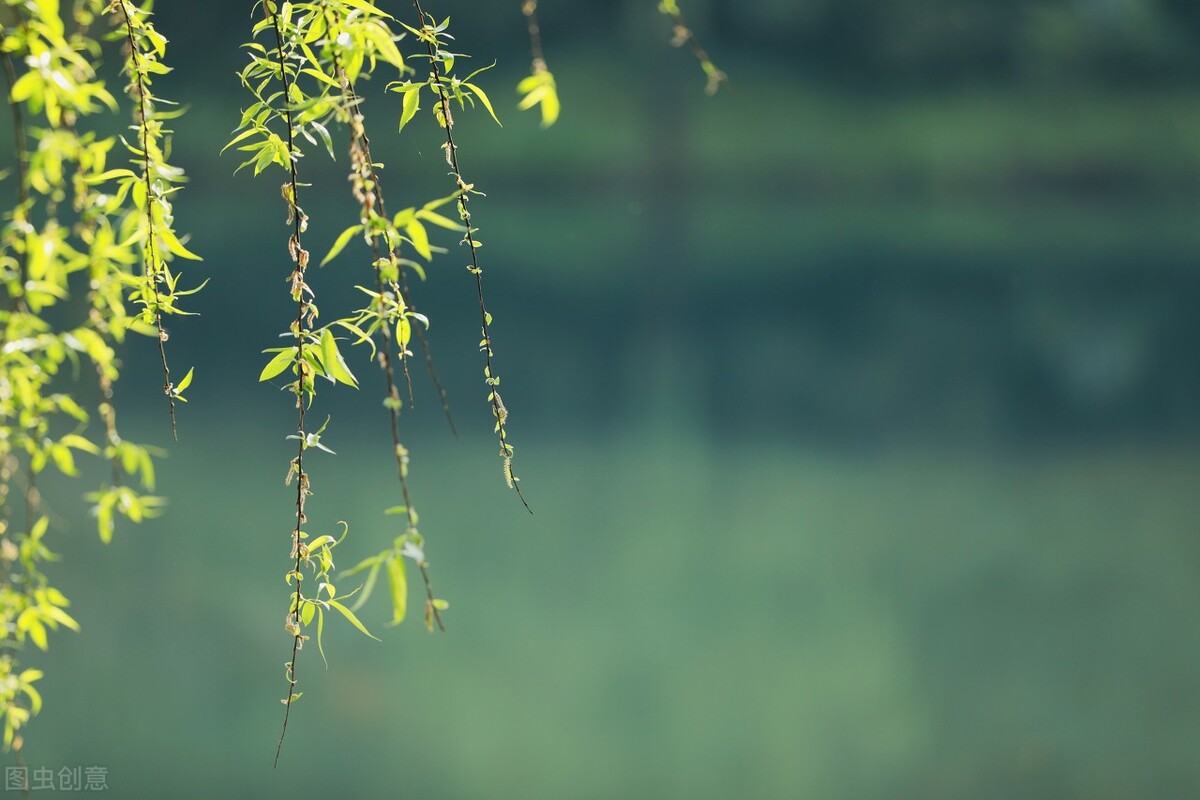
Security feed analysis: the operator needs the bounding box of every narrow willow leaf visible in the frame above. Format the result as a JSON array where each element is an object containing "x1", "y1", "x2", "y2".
[
  {"x1": 85, "y1": 168, "x2": 139, "y2": 184},
  {"x1": 159, "y1": 225, "x2": 203, "y2": 260},
  {"x1": 58, "y1": 434, "x2": 100, "y2": 455},
  {"x1": 463, "y1": 82, "x2": 501, "y2": 126},
  {"x1": 316, "y1": 607, "x2": 328, "y2": 668},
  {"x1": 406, "y1": 219, "x2": 431, "y2": 260},
  {"x1": 321, "y1": 224, "x2": 362, "y2": 267},
  {"x1": 416, "y1": 208, "x2": 465, "y2": 231},
  {"x1": 399, "y1": 86, "x2": 420, "y2": 131},
  {"x1": 259, "y1": 348, "x2": 295, "y2": 382},
  {"x1": 343, "y1": 0, "x2": 393, "y2": 18},
  {"x1": 385, "y1": 556, "x2": 407, "y2": 625},
  {"x1": 327, "y1": 600, "x2": 381, "y2": 641},
  {"x1": 350, "y1": 561, "x2": 382, "y2": 612},
  {"x1": 319, "y1": 328, "x2": 358, "y2": 387}
]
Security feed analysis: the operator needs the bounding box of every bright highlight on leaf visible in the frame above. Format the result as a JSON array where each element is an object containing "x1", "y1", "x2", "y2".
[{"x1": 517, "y1": 70, "x2": 559, "y2": 127}]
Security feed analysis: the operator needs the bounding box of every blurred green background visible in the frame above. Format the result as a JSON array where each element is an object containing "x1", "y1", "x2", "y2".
[{"x1": 11, "y1": 0, "x2": 1200, "y2": 796}]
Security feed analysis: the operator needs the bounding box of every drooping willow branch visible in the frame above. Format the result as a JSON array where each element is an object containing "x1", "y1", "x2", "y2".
[
  {"x1": 326, "y1": 12, "x2": 446, "y2": 631},
  {"x1": 267, "y1": 0, "x2": 314, "y2": 764},
  {"x1": 113, "y1": 0, "x2": 197, "y2": 439},
  {"x1": 407, "y1": 2, "x2": 531, "y2": 512},
  {"x1": 230, "y1": 0, "x2": 380, "y2": 766},
  {"x1": 656, "y1": 0, "x2": 726, "y2": 95}
]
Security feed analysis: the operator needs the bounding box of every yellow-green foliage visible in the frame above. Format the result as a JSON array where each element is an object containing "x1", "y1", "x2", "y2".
[{"x1": 0, "y1": 0, "x2": 194, "y2": 751}]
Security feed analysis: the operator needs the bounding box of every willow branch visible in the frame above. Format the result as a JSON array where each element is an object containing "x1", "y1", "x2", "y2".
[
  {"x1": 327, "y1": 14, "x2": 447, "y2": 629},
  {"x1": 268, "y1": 1, "x2": 311, "y2": 767},
  {"x1": 411, "y1": 0, "x2": 531, "y2": 513},
  {"x1": 117, "y1": 2, "x2": 178, "y2": 439}
]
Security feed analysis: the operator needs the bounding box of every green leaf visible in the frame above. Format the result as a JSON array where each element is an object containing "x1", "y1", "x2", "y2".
[
  {"x1": 30, "y1": 516, "x2": 49, "y2": 542},
  {"x1": 50, "y1": 445, "x2": 76, "y2": 476},
  {"x1": 416, "y1": 208, "x2": 465, "y2": 231},
  {"x1": 316, "y1": 607, "x2": 328, "y2": 668},
  {"x1": 406, "y1": 219, "x2": 431, "y2": 260},
  {"x1": 9, "y1": 70, "x2": 40, "y2": 103},
  {"x1": 343, "y1": 0, "x2": 393, "y2": 18},
  {"x1": 175, "y1": 367, "x2": 194, "y2": 393},
  {"x1": 350, "y1": 560, "x2": 382, "y2": 612},
  {"x1": 321, "y1": 225, "x2": 362, "y2": 267},
  {"x1": 259, "y1": 348, "x2": 296, "y2": 382},
  {"x1": 310, "y1": 120, "x2": 335, "y2": 159},
  {"x1": 463, "y1": 82, "x2": 502, "y2": 126},
  {"x1": 59, "y1": 434, "x2": 100, "y2": 455},
  {"x1": 386, "y1": 556, "x2": 407, "y2": 625},
  {"x1": 331, "y1": 319, "x2": 377, "y2": 357},
  {"x1": 327, "y1": 599, "x2": 381, "y2": 641},
  {"x1": 399, "y1": 86, "x2": 421, "y2": 131},
  {"x1": 319, "y1": 329, "x2": 358, "y2": 387},
  {"x1": 396, "y1": 316, "x2": 411, "y2": 348},
  {"x1": 342, "y1": 552, "x2": 383, "y2": 577},
  {"x1": 159, "y1": 225, "x2": 203, "y2": 261},
  {"x1": 84, "y1": 168, "x2": 139, "y2": 185},
  {"x1": 516, "y1": 74, "x2": 542, "y2": 94},
  {"x1": 301, "y1": 67, "x2": 340, "y2": 88},
  {"x1": 539, "y1": 84, "x2": 560, "y2": 127}
]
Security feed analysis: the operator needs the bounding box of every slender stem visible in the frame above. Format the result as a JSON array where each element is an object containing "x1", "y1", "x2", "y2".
[
  {"x1": 411, "y1": 0, "x2": 531, "y2": 513},
  {"x1": 659, "y1": 2, "x2": 727, "y2": 95},
  {"x1": 117, "y1": 2, "x2": 178, "y2": 440},
  {"x1": 522, "y1": 0, "x2": 546, "y2": 72},
  {"x1": 268, "y1": 0, "x2": 310, "y2": 767}
]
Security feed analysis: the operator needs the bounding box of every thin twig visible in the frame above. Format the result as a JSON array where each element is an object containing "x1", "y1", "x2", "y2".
[
  {"x1": 658, "y1": 1, "x2": 727, "y2": 95},
  {"x1": 522, "y1": 0, "x2": 546, "y2": 73}
]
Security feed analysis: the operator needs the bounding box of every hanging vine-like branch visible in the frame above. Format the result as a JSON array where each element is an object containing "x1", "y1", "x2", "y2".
[
  {"x1": 321, "y1": 2, "x2": 448, "y2": 633},
  {"x1": 400, "y1": 2, "x2": 531, "y2": 512}
]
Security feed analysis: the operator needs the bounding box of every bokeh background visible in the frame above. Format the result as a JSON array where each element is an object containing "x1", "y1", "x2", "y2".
[{"x1": 11, "y1": 0, "x2": 1200, "y2": 796}]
